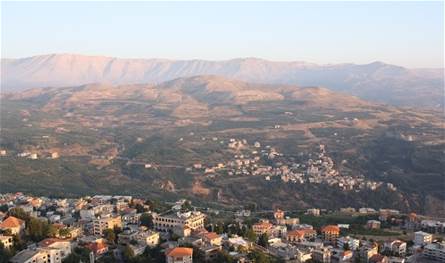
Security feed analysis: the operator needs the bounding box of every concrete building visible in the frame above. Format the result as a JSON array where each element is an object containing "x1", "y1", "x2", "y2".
[
  {"x1": 93, "y1": 215, "x2": 122, "y2": 236},
  {"x1": 320, "y1": 225, "x2": 340, "y2": 243},
  {"x1": 39, "y1": 238, "x2": 72, "y2": 261},
  {"x1": 337, "y1": 236, "x2": 360, "y2": 250},
  {"x1": 414, "y1": 231, "x2": 432, "y2": 246},
  {"x1": 423, "y1": 242, "x2": 445, "y2": 262},
  {"x1": 153, "y1": 211, "x2": 205, "y2": 237},
  {"x1": 383, "y1": 240, "x2": 407, "y2": 256}
]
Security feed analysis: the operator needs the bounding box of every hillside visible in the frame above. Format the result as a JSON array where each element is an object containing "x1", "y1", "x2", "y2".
[
  {"x1": 0, "y1": 76, "x2": 444, "y2": 216},
  {"x1": 2, "y1": 54, "x2": 443, "y2": 108}
]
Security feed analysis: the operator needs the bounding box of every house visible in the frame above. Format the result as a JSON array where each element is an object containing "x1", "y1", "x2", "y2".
[
  {"x1": 85, "y1": 238, "x2": 109, "y2": 257},
  {"x1": 312, "y1": 247, "x2": 331, "y2": 263},
  {"x1": 165, "y1": 247, "x2": 193, "y2": 263},
  {"x1": 383, "y1": 240, "x2": 406, "y2": 256},
  {"x1": 10, "y1": 249, "x2": 42, "y2": 263},
  {"x1": 287, "y1": 229, "x2": 317, "y2": 242},
  {"x1": 10, "y1": 247, "x2": 66, "y2": 263},
  {"x1": 274, "y1": 209, "x2": 285, "y2": 220},
  {"x1": 139, "y1": 230, "x2": 160, "y2": 247},
  {"x1": 202, "y1": 232, "x2": 222, "y2": 246},
  {"x1": 360, "y1": 244, "x2": 379, "y2": 263},
  {"x1": 0, "y1": 216, "x2": 25, "y2": 235},
  {"x1": 366, "y1": 220, "x2": 381, "y2": 229},
  {"x1": 306, "y1": 208, "x2": 320, "y2": 216},
  {"x1": 321, "y1": 225, "x2": 340, "y2": 242},
  {"x1": 331, "y1": 249, "x2": 353, "y2": 263},
  {"x1": 268, "y1": 239, "x2": 299, "y2": 260},
  {"x1": 0, "y1": 235, "x2": 13, "y2": 249},
  {"x1": 414, "y1": 231, "x2": 432, "y2": 246},
  {"x1": 199, "y1": 244, "x2": 221, "y2": 261},
  {"x1": 39, "y1": 238, "x2": 72, "y2": 260}
]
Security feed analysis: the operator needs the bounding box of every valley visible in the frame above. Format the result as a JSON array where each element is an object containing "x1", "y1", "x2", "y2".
[{"x1": 0, "y1": 76, "x2": 444, "y2": 216}]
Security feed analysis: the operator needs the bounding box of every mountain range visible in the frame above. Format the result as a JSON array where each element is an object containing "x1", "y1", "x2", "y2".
[{"x1": 2, "y1": 54, "x2": 443, "y2": 108}]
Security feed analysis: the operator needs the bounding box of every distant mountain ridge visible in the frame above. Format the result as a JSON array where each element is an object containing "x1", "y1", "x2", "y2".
[{"x1": 2, "y1": 54, "x2": 443, "y2": 108}]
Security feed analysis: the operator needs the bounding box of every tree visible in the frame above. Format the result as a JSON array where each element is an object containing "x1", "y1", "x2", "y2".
[
  {"x1": 343, "y1": 243, "x2": 350, "y2": 251},
  {"x1": 215, "y1": 250, "x2": 234, "y2": 263},
  {"x1": 258, "y1": 233, "x2": 269, "y2": 248},
  {"x1": 245, "y1": 228, "x2": 257, "y2": 242},
  {"x1": 103, "y1": 229, "x2": 116, "y2": 244},
  {"x1": 249, "y1": 251, "x2": 270, "y2": 263},
  {"x1": 140, "y1": 213, "x2": 153, "y2": 228},
  {"x1": 181, "y1": 201, "x2": 192, "y2": 212},
  {"x1": 123, "y1": 245, "x2": 135, "y2": 261},
  {"x1": 27, "y1": 218, "x2": 54, "y2": 242},
  {"x1": 215, "y1": 223, "x2": 224, "y2": 234},
  {"x1": 64, "y1": 247, "x2": 92, "y2": 263},
  {"x1": 0, "y1": 205, "x2": 8, "y2": 213},
  {"x1": 0, "y1": 243, "x2": 13, "y2": 263},
  {"x1": 135, "y1": 204, "x2": 146, "y2": 213}
]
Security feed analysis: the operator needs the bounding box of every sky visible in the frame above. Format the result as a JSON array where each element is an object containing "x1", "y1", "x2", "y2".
[{"x1": 1, "y1": 1, "x2": 444, "y2": 68}]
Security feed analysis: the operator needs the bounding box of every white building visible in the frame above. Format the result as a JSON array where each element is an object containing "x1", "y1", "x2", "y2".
[
  {"x1": 414, "y1": 231, "x2": 432, "y2": 246},
  {"x1": 337, "y1": 236, "x2": 360, "y2": 250},
  {"x1": 424, "y1": 242, "x2": 445, "y2": 262},
  {"x1": 153, "y1": 211, "x2": 205, "y2": 237}
]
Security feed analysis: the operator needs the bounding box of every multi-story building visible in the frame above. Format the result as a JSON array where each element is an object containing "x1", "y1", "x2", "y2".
[
  {"x1": 153, "y1": 211, "x2": 205, "y2": 237},
  {"x1": 252, "y1": 220, "x2": 273, "y2": 236},
  {"x1": 337, "y1": 236, "x2": 360, "y2": 250},
  {"x1": 414, "y1": 231, "x2": 432, "y2": 246},
  {"x1": 312, "y1": 247, "x2": 331, "y2": 263},
  {"x1": 423, "y1": 242, "x2": 445, "y2": 262},
  {"x1": 321, "y1": 225, "x2": 340, "y2": 243},
  {"x1": 383, "y1": 240, "x2": 406, "y2": 256},
  {"x1": 93, "y1": 215, "x2": 122, "y2": 236},
  {"x1": 287, "y1": 229, "x2": 317, "y2": 242},
  {"x1": 366, "y1": 220, "x2": 381, "y2": 230},
  {"x1": 360, "y1": 244, "x2": 379, "y2": 263}
]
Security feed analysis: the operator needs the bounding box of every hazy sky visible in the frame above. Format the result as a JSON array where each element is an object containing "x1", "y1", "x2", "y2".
[{"x1": 1, "y1": 1, "x2": 443, "y2": 68}]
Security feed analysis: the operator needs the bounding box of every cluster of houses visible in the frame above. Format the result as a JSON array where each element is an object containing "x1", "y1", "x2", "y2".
[
  {"x1": 187, "y1": 139, "x2": 395, "y2": 193},
  {"x1": 1, "y1": 192, "x2": 445, "y2": 263}
]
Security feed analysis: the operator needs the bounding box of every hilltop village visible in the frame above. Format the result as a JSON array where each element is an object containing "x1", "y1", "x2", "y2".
[{"x1": 1, "y1": 192, "x2": 444, "y2": 263}]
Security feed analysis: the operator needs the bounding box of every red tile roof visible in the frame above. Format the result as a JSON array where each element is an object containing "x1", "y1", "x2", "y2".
[
  {"x1": 39, "y1": 238, "x2": 66, "y2": 247},
  {"x1": 321, "y1": 225, "x2": 340, "y2": 233},
  {"x1": 0, "y1": 216, "x2": 24, "y2": 228},
  {"x1": 166, "y1": 247, "x2": 193, "y2": 257}
]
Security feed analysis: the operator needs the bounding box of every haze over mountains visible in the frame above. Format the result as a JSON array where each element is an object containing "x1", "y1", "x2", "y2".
[{"x1": 2, "y1": 54, "x2": 443, "y2": 108}]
